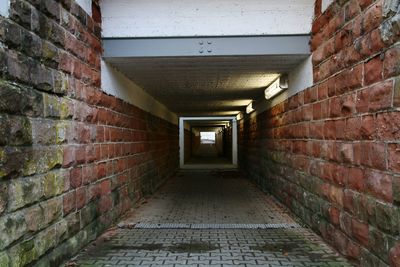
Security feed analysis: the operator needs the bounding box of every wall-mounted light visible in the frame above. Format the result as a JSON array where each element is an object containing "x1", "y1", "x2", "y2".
[
  {"x1": 246, "y1": 102, "x2": 255, "y2": 114},
  {"x1": 264, "y1": 75, "x2": 289, "y2": 100},
  {"x1": 236, "y1": 112, "x2": 243, "y2": 120}
]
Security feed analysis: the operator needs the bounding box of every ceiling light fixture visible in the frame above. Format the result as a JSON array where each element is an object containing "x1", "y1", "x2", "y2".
[
  {"x1": 264, "y1": 75, "x2": 289, "y2": 100},
  {"x1": 246, "y1": 102, "x2": 255, "y2": 114}
]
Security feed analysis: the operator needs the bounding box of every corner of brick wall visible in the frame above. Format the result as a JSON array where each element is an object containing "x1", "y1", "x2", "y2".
[
  {"x1": 239, "y1": 0, "x2": 400, "y2": 266},
  {"x1": 0, "y1": 0, "x2": 179, "y2": 266}
]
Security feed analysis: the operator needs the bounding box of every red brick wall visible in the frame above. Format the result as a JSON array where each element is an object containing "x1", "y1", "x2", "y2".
[
  {"x1": 239, "y1": 0, "x2": 400, "y2": 265},
  {"x1": 0, "y1": 1, "x2": 178, "y2": 266}
]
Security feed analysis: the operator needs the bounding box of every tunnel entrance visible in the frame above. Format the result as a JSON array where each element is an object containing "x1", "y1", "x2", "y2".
[
  {"x1": 4, "y1": 0, "x2": 399, "y2": 265},
  {"x1": 179, "y1": 117, "x2": 238, "y2": 169}
]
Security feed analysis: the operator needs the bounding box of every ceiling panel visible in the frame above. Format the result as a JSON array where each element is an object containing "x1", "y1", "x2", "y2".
[{"x1": 107, "y1": 55, "x2": 307, "y2": 116}]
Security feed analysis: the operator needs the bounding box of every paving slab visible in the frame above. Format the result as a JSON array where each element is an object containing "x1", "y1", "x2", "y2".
[{"x1": 74, "y1": 170, "x2": 353, "y2": 267}]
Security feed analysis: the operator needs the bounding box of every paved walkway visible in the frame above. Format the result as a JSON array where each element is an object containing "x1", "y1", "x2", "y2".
[
  {"x1": 186, "y1": 144, "x2": 232, "y2": 165},
  {"x1": 74, "y1": 170, "x2": 353, "y2": 267}
]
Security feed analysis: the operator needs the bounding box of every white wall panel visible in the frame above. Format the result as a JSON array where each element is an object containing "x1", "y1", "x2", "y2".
[{"x1": 101, "y1": 60, "x2": 178, "y2": 125}]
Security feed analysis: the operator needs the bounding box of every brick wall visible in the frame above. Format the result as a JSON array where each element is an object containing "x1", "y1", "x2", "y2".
[
  {"x1": 0, "y1": 1, "x2": 178, "y2": 266},
  {"x1": 184, "y1": 129, "x2": 193, "y2": 161},
  {"x1": 239, "y1": 0, "x2": 400, "y2": 266},
  {"x1": 223, "y1": 126, "x2": 233, "y2": 160}
]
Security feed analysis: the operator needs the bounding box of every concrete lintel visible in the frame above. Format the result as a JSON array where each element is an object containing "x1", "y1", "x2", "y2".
[{"x1": 103, "y1": 35, "x2": 311, "y2": 58}]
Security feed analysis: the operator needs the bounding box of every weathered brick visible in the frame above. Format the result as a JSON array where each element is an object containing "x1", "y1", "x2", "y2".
[
  {"x1": 371, "y1": 227, "x2": 397, "y2": 262},
  {"x1": 0, "y1": 80, "x2": 43, "y2": 116},
  {"x1": 364, "y1": 56, "x2": 383, "y2": 85},
  {"x1": 360, "y1": 142, "x2": 386, "y2": 170},
  {"x1": 388, "y1": 143, "x2": 400, "y2": 172},
  {"x1": 0, "y1": 252, "x2": 9, "y2": 267},
  {"x1": 22, "y1": 146, "x2": 63, "y2": 176},
  {"x1": 24, "y1": 204, "x2": 44, "y2": 232},
  {"x1": 8, "y1": 176, "x2": 43, "y2": 211},
  {"x1": 98, "y1": 194, "x2": 112, "y2": 213},
  {"x1": 53, "y1": 71, "x2": 69, "y2": 94},
  {"x1": 41, "y1": 0, "x2": 61, "y2": 20},
  {"x1": 361, "y1": 246, "x2": 388, "y2": 266},
  {"x1": 65, "y1": 211, "x2": 80, "y2": 238},
  {"x1": 9, "y1": 0, "x2": 32, "y2": 29},
  {"x1": 389, "y1": 242, "x2": 400, "y2": 267},
  {"x1": 394, "y1": 176, "x2": 400, "y2": 205},
  {"x1": 43, "y1": 171, "x2": 65, "y2": 198},
  {"x1": 0, "y1": 211, "x2": 27, "y2": 250},
  {"x1": 366, "y1": 171, "x2": 393, "y2": 202},
  {"x1": 6, "y1": 50, "x2": 32, "y2": 84},
  {"x1": 394, "y1": 75, "x2": 400, "y2": 107},
  {"x1": 362, "y1": 0, "x2": 383, "y2": 33},
  {"x1": 360, "y1": 115, "x2": 375, "y2": 139},
  {"x1": 376, "y1": 111, "x2": 400, "y2": 140},
  {"x1": 43, "y1": 94, "x2": 72, "y2": 119},
  {"x1": 42, "y1": 40, "x2": 60, "y2": 68},
  {"x1": 340, "y1": 211, "x2": 353, "y2": 237},
  {"x1": 347, "y1": 167, "x2": 366, "y2": 191},
  {"x1": 21, "y1": 29, "x2": 42, "y2": 59},
  {"x1": 356, "y1": 80, "x2": 393, "y2": 112},
  {"x1": 8, "y1": 238, "x2": 38, "y2": 267},
  {"x1": 63, "y1": 191, "x2": 76, "y2": 215},
  {"x1": 375, "y1": 201, "x2": 399, "y2": 234},
  {"x1": 70, "y1": 167, "x2": 82, "y2": 189},
  {"x1": 42, "y1": 197, "x2": 62, "y2": 225},
  {"x1": 0, "y1": 114, "x2": 32, "y2": 146},
  {"x1": 76, "y1": 187, "x2": 86, "y2": 209},
  {"x1": 384, "y1": 45, "x2": 400, "y2": 78},
  {"x1": 34, "y1": 225, "x2": 57, "y2": 259},
  {"x1": 351, "y1": 218, "x2": 369, "y2": 246},
  {"x1": 0, "y1": 182, "x2": 7, "y2": 215},
  {"x1": 345, "y1": 0, "x2": 361, "y2": 22},
  {"x1": 63, "y1": 146, "x2": 75, "y2": 168}
]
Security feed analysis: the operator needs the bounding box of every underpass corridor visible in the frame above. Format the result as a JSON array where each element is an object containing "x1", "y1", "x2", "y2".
[{"x1": 1, "y1": 0, "x2": 399, "y2": 267}]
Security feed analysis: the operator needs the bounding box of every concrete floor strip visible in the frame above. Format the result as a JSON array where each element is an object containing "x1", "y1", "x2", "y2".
[{"x1": 122, "y1": 223, "x2": 302, "y2": 229}]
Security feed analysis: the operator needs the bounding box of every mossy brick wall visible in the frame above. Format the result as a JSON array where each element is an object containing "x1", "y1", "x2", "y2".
[
  {"x1": 239, "y1": 0, "x2": 400, "y2": 266},
  {"x1": 0, "y1": 0, "x2": 179, "y2": 266}
]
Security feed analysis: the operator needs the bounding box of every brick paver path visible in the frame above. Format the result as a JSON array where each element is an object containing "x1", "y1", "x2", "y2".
[{"x1": 74, "y1": 170, "x2": 353, "y2": 266}]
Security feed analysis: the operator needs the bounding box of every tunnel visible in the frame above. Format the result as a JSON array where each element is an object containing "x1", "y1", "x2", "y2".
[{"x1": 0, "y1": 0, "x2": 400, "y2": 266}]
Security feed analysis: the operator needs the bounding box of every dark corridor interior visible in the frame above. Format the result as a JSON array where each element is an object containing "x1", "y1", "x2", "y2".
[{"x1": 184, "y1": 120, "x2": 233, "y2": 165}]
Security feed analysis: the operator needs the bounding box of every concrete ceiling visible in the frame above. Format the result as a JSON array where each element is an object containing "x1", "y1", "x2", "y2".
[{"x1": 107, "y1": 55, "x2": 308, "y2": 116}]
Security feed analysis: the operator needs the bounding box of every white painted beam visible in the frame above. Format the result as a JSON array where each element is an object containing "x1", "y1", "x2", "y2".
[
  {"x1": 321, "y1": 0, "x2": 334, "y2": 13},
  {"x1": 76, "y1": 0, "x2": 92, "y2": 16},
  {"x1": 101, "y1": 0, "x2": 314, "y2": 38},
  {"x1": 0, "y1": 0, "x2": 9, "y2": 17}
]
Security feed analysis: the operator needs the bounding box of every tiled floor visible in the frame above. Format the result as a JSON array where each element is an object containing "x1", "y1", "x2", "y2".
[
  {"x1": 74, "y1": 170, "x2": 353, "y2": 267},
  {"x1": 185, "y1": 144, "x2": 232, "y2": 165}
]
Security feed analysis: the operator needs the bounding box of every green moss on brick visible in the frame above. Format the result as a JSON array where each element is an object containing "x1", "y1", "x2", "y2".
[
  {"x1": 0, "y1": 251, "x2": 9, "y2": 267},
  {"x1": 9, "y1": 239, "x2": 38, "y2": 267},
  {"x1": 43, "y1": 172, "x2": 63, "y2": 198}
]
